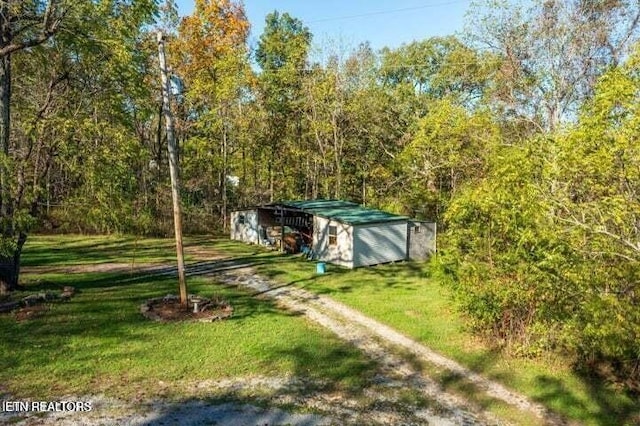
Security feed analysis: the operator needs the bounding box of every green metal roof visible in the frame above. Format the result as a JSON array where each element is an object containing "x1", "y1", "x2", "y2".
[
  {"x1": 281, "y1": 199, "x2": 358, "y2": 210},
  {"x1": 280, "y1": 199, "x2": 408, "y2": 225}
]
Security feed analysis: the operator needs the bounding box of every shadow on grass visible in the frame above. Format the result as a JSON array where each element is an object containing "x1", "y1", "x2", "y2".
[
  {"x1": 135, "y1": 343, "x2": 381, "y2": 426},
  {"x1": 17, "y1": 236, "x2": 640, "y2": 425},
  {"x1": 0, "y1": 265, "x2": 299, "y2": 397},
  {"x1": 534, "y1": 374, "x2": 639, "y2": 425},
  {"x1": 21, "y1": 235, "x2": 240, "y2": 267},
  {"x1": 21, "y1": 236, "x2": 171, "y2": 267},
  {"x1": 266, "y1": 344, "x2": 377, "y2": 393},
  {"x1": 21, "y1": 254, "x2": 284, "y2": 292},
  {"x1": 253, "y1": 255, "x2": 430, "y2": 299}
]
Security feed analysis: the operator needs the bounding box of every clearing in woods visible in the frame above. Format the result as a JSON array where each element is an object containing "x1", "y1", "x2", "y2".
[{"x1": 2, "y1": 235, "x2": 637, "y2": 425}]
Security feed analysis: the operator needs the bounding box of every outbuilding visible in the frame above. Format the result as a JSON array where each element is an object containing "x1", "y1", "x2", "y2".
[{"x1": 230, "y1": 199, "x2": 435, "y2": 268}]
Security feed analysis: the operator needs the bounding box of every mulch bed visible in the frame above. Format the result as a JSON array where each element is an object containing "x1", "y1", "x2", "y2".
[{"x1": 141, "y1": 294, "x2": 233, "y2": 323}]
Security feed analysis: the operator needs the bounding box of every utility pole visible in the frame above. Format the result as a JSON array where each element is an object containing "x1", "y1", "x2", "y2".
[{"x1": 157, "y1": 31, "x2": 188, "y2": 307}]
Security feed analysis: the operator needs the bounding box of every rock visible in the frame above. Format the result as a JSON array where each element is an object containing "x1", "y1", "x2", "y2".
[
  {"x1": 162, "y1": 294, "x2": 178, "y2": 303},
  {"x1": 147, "y1": 297, "x2": 163, "y2": 305},
  {"x1": 0, "y1": 301, "x2": 20, "y2": 313},
  {"x1": 60, "y1": 287, "x2": 75, "y2": 300},
  {"x1": 39, "y1": 291, "x2": 58, "y2": 301},
  {"x1": 22, "y1": 295, "x2": 42, "y2": 306}
]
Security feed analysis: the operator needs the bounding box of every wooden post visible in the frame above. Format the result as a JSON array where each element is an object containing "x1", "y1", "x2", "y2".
[
  {"x1": 280, "y1": 208, "x2": 285, "y2": 252},
  {"x1": 157, "y1": 32, "x2": 188, "y2": 307}
]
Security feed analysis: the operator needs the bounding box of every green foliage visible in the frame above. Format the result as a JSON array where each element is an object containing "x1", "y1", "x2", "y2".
[
  {"x1": 0, "y1": 236, "x2": 17, "y2": 258},
  {"x1": 398, "y1": 98, "x2": 499, "y2": 220},
  {"x1": 445, "y1": 143, "x2": 560, "y2": 347},
  {"x1": 253, "y1": 11, "x2": 312, "y2": 201},
  {"x1": 442, "y1": 48, "x2": 640, "y2": 389},
  {"x1": 380, "y1": 36, "x2": 491, "y2": 104},
  {"x1": 548, "y1": 50, "x2": 640, "y2": 384},
  {"x1": 256, "y1": 11, "x2": 312, "y2": 101},
  {"x1": 2, "y1": 0, "x2": 639, "y2": 397}
]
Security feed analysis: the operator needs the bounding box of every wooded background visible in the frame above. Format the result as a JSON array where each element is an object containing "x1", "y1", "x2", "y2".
[{"x1": 1, "y1": 0, "x2": 639, "y2": 391}]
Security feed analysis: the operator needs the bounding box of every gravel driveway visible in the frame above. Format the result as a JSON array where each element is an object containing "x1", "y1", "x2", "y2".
[{"x1": 7, "y1": 260, "x2": 560, "y2": 425}]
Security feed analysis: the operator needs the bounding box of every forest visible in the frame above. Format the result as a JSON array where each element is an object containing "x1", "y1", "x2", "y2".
[{"x1": 1, "y1": 0, "x2": 639, "y2": 392}]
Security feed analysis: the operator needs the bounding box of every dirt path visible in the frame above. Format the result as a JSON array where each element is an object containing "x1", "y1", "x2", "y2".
[
  {"x1": 213, "y1": 268, "x2": 558, "y2": 425},
  {"x1": 21, "y1": 256, "x2": 249, "y2": 276}
]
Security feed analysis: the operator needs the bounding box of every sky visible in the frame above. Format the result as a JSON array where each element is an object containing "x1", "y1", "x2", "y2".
[{"x1": 175, "y1": 0, "x2": 473, "y2": 52}]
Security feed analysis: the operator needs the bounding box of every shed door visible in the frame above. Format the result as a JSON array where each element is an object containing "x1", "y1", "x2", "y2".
[{"x1": 353, "y1": 222, "x2": 407, "y2": 267}]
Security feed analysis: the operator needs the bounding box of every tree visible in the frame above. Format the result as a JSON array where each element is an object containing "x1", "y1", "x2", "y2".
[
  {"x1": 548, "y1": 48, "x2": 640, "y2": 382},
  {"x1": 0, "y1": 0, "x2": 64, "y2": 292},
  {"x1": 303, "y1": 56, "x2": 348, "y2": 199},
  {"x1": 442, "y1": 45, "x2": 640, "y2": 388},
  {"x1": 468, "y1": 0, "x2": 640, "y2": 133},
  {"x1": 255, "y1": 11, "x2": 311, "y2": 201},
  {"x1": 398, "y1": 99, "x2": 499, "y2": 220},
  {"x1": 0, "y1": 0, "x2": 159, "y2": 293},
  {"x1": 380, "y1": 36, "x2": 490, "y2": 105},
  {"x1": 171, "y1": 0, "x2": 251, "y2": 230}
]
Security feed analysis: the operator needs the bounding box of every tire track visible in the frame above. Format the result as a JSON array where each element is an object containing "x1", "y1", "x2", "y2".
[{"x1": 215, "y1": 271, "x2": 504, "y2": 425}]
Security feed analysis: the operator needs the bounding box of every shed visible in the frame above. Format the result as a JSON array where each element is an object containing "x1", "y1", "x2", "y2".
[{"x1": 230, "y1": 199, "x2": 435, "y2": 268}]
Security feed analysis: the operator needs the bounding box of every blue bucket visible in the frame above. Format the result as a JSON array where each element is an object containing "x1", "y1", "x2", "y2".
[{"x1": 316, "y1": 262, "x2": 326, "y2": 274}]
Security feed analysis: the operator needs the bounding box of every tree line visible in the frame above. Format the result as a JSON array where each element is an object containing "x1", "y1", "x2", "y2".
[{"x1": 1, "y1": 0, "x2": 639, "y2": 391}]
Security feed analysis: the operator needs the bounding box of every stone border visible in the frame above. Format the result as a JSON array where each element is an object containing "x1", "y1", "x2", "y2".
[{"x1": 0, "y1": 286, "x2": 75, "y2": 313}]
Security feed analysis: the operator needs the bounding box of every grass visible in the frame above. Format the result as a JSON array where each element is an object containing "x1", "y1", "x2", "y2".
[
  {"x1": 1, "y1": 235, "x2": 376, "y2": 401},
  {"x1": 19, "y1": 234, "x2": 232, "y2": 266},
  {"x1": 5, "y1": 234, "x2": 639, "y2": 425},
  {"x1": 239, "y1": 243, "x2": 640, "y2": 426}
]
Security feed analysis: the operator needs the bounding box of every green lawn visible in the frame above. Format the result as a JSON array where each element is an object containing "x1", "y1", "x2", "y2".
[
  {"x1": 1, "y1": 235, "x2": 375, "y2": 401},
  {"x1": 4, "y1": 234, "x2": 639, "y2": 425},
  {"x1": 248, "y1": 248, "x2": 640, "y2": 426},
  {"x1": 19, "y1": 234, "x2": 223, "y2": 266}
]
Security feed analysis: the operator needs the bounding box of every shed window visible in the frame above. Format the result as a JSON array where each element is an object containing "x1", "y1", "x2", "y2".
[
  {"x1": 413, "y1": 225, "x2": 421, "y2": 234},
  {"x1": 239, "y1": 214, "x2": 245, "y2": 225},
  {"x1": 328, "y1": 225, "x2": 337, "y2": 246}
]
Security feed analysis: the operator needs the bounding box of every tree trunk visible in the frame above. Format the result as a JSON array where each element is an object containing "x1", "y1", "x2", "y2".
[
  {"x1": 268, "y1": 147, "x2": 274, "y2": 203},
  {"x1": 0, "y1": 52, "x2": 10, "y2": 218},
  {"x1": 0, "y1": 233, "x2": 26, "y2": 294},
  {"x1": 0, "y1": 255, "x2": 17, "y2": 294},
  {"x1": 0, "y1": 3, "x2": 15, "y2": 294},
  {"x1": 221, "y1": 122, "x2": 228, "y2": 231}
]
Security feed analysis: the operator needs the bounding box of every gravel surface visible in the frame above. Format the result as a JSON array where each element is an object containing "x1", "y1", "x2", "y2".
[
  {"x1": 0, "y1": 395, "x2": 330, "y2": 426},
  {"x1": 10, "y1": 260, "x2": 561, "y2": 425},
  {"x1": 213, "y1": 268, "x2": 561, "y2": 425}
]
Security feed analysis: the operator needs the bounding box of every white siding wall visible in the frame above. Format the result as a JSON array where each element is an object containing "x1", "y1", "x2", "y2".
[
  {"x1": 230, "y1": 210, "x2": 259, "y2": 244},
  {"x1": 407, "y1": 221, "x2": 436, "y2": 260},
  {"x1": 313, "y1": 216, "x2": 354, "y2": 268},
  {"x1": 353, "y1": 221, "x2": 407, "y2": 267}
]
